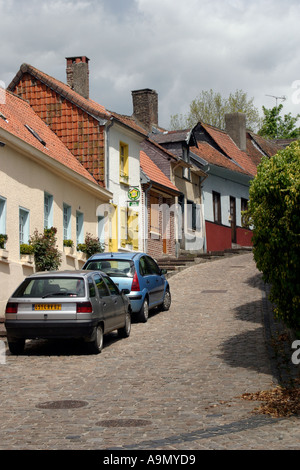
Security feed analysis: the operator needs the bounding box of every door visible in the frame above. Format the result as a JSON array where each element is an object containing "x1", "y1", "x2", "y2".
[
  {"x1": 139, "y1": 255, "x2": 158, "y2": 307},
  {"x1": 109, "y1": 204, "x2": 118, "y2": 252},
  {"x1": 93, "y1": 273, "x2": 115, "y2": 332},
  {"x1": 145, "y1": 256, "x2": 165, "y2": 305},
  {"x1": 230, "y1": 196, "x2": 236, "y2": 244},
  {"x1": 103, "y1": 275, "x2": 125, "y2": 329}
]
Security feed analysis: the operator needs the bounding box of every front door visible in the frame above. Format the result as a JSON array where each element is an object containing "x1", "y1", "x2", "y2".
[{"x1": 230, "y1": 196, "x2": 236, "y2": 244}]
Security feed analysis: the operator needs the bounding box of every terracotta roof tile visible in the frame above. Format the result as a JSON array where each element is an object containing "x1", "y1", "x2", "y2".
[
  {"x1": 190, "y1": 142, "x2": 249, "y2": 175},
  {"x1": 0, "y1": 90, "x2": 98, "y2": 184},
  {"x1": 201, "y1": 123, "x2": 257, "y2": 176},
  {"x1": 140, "y1": 150, "x2": 180, "y2": 194}
]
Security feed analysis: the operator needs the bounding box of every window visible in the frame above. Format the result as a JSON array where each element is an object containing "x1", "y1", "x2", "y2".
[
  {"x1": 103, "y1": 276, "x2": 120, "y2": 295},
  {"x1": 182, "y1": 146, "x2": 190, "y2": 180},
  {"x1": 187, "y1": 200, "x2": 197, "y2": 231},
  {"x1": 150, "y1": 194, "x2": 160, "y2": 235},
  {"x1": 63, "y1": 203, "x2": 71, "y2": 240},
  {"x1": 145, "y1": 256, "x2": 161, "y2": 275},
  {"x1": 212, "y1": 191, "x2": 221, "y2": 224},
  {"x1": 44, "y1": 193, "x2": 53, "y2": 229},
  {"x1": 139, "y1": 256, "x2": 152, "y2": 276},
  {"x1": 93, "y1": 274, "x2": 109, "y2": 297},
  {"x1": 241, "y1": 198, "x2": 249, "y2": 228},
  {"x1": 88, "y1": 277, "x2": 96, "y2": 298},
  {"x1": 19, "y1": 208, "x2": 30, "y2": 245},
  {"x1": 119, "y1": 142, "x2": 129, "y2": 183},
  {"x1": 76, "y1": 211, "x2": 84, "y2": 246},
  {"x1": 0, "y1": 196, "x2": 6, "y2": 235}
]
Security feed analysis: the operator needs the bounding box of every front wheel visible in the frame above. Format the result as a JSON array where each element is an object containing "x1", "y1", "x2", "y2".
[
  {"x1": 161, "y1": 289, "x2": 171, "y2": 311},
  {"x1": 88, "y1": 325, "x2": 103, "y2": 354},
  {"x1": 137, "y1": 298, "x2": 149, "y2": 323}
]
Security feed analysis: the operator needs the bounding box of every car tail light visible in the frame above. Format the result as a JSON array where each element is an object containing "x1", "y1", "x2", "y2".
[
  {"x1": 76, "y1": 302, "x2": 93, "y2": 313},
  {"x1": 131, "y1": 271, "x2": 140, "y2": 291},
  {"x1": 5, "y1": 303, "x2": 18, "y2": 314}
]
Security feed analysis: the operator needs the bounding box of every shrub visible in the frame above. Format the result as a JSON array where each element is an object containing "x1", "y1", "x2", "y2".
[
  {"x1": 77, "y1": 233, "x2": 104, "y2": 258},
  {"x1": 0, "y1": 234, "x2": 7, "y2": 249},
  {"x1": 29, "y1": 227, "x2": 62, "y2": 271},
  {"x1": 248, "y1": 141, "x2": 300, "y2": 335},
  {"x1": 20, "y1": 243, "x2": 34, "y2": 255},
  {"x1": 63, "y1": 239, "x2": 74, "y2": 247}
]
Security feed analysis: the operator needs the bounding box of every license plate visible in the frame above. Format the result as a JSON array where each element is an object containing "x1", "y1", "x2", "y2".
[{"x1": 33, "y1": 304, "x2": 62, "y2": 311}]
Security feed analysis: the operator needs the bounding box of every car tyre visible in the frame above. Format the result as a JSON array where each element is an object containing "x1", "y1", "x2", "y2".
[
  {"x1": 8, "y1": 339, "x2": 25, "y2": 355},
  {"x1": 88, "y1": 325, "x2": 103, "y2": 354},
  {"x1": 137, "y1": 298, "x2": 149, "y2": 323},
  {"x1": 161, "y1": 289, "x2": 171, "y2": 311},
  {"x1": 118, "y1": 311, "x2": 131, "y2": 338}
]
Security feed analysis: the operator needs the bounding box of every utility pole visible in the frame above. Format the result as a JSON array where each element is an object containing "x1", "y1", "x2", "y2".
[{"x1": 265, "y1": 94, "x2": 286, "y2": 138}]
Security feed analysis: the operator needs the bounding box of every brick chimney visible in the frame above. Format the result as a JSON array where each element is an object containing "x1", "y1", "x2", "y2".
[
  {"x1": 132, "y1": 88, "x2": 158, "y2": 131},
  {"x1": 225, "y1": 112, "x2": 247, "y2": 151},
  {"x1": 66, "y1": 56, "x2": 90, "y2": 99}
]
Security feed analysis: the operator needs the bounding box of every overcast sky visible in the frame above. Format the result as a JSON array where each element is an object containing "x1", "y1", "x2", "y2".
[{"x1": 1, "y1": 0, "x2": 300, "y2": 129}]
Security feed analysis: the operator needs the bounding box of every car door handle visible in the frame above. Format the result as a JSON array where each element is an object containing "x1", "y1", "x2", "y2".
[
  {"x1": 146, "y1": 280, "x2": 150, "y2": 284},
  {"x1": 103, "y1": 302, "x2": 107, "y2": 307}
]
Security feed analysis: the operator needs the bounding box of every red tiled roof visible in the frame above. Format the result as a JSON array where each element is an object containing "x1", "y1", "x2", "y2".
[
  {"x1": 201, "y1": 123, "x2": 257, "y2": 176},
  {"x1": 0, "y1": 90, "x2": 98, "y2": 184},
  {"x1": 140, "y1": 150, "x2": 180, "y2": 194},
  {"x1": 8, "y1": 63, "x2": 111, "y2": 120},
  {"x1": 191, "y1": 142, "x2": 250, "y2": 175}
]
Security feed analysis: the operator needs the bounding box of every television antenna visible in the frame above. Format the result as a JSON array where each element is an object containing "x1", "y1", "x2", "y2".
[{"x1": 265, "y1": 95, "x2": 287, "y2": 138}]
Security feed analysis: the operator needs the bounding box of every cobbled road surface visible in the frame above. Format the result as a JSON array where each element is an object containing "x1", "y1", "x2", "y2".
[{"x1": 0, "y1": 252, "x2": 299, "y2": 450}]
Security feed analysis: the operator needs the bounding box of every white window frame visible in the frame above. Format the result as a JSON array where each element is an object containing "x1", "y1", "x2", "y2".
[
  {"x1": 63, "y1": 203, "x2": 71, "y2": 240},
  {"x1": 76, "y1": 211, "x2": 84, "y2": 246},
  {"x1": 44, "y1": 192, "x2": 53, "y2": 229},
  {"x1": 19, "y1": 207, "x2": 30, "y2": 245},
  {"x1": 0, "y1": 196, "x2": 7, "y2": 236}
]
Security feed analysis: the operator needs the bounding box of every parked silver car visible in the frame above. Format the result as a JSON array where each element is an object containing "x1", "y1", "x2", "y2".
[{"x1": 5, "y1": 270, "x2": 131, "y2": 355}]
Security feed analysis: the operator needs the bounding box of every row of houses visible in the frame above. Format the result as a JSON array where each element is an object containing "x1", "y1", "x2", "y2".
[{"x1": 0, "y1": 56, "x2": 281, "y2": 316}]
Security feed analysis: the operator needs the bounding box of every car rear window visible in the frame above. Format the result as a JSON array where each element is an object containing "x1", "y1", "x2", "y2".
[
  {"x1": 12, "y1": 277, "x2": 86, "y2": 298},
  {"x1": 84, "y1": 259, "x2": 135, "y2": 278}
]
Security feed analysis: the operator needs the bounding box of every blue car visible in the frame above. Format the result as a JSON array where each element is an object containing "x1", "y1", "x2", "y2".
[{"x1": 83, "y1": 252, "x2": 171, "y2": 322}]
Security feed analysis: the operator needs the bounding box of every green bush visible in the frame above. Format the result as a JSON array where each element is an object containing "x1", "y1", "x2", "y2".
[
  {"x1": 20, "y1": 243, "x2": 34, "y2": 255},
  {"x1": 0, "y1": 234, "x2": 8, "y2": 249},
  {"x1": 77, "y1": 233, "x2": 104, "y2": 258},
  {"x1": 248, "y1": 141, "x2": 300, "y2": 335},
  {"x1": 29, "y1": 227, "x2": 62, "y2": 271},
  {"x1": 63, "y1": 239, "x2": 74, "y2": 247}
]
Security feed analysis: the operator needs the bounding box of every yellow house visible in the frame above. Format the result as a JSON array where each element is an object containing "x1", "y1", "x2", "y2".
[{"x1": 0, "y1": 90, "x2": 112, "y2": 318}]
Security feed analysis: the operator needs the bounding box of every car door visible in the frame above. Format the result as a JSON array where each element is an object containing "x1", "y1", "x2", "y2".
[
  {"x1": 139, "y1": 255, "x2": 157, "y2": 307},
  {"x1": 145, "y1": 256, "x2": 165, "y2": 305},
  {"x1": 103, "y1": 275, "x2": 126, "y2": 329},
  {"x1": 93, "y1": 273, "x2": 115, "y2": 332}
]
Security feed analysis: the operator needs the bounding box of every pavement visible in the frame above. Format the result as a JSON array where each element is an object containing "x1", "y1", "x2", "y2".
[{"x1": 0, "y1": 251, "x2": 299, "y2": 451}]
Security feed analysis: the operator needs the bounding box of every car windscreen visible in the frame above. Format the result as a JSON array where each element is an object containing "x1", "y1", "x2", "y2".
[
  {"x1": 84, "y1": 259, "x2": 135, "y2": 278},
  {"x1": 11, "y1": 277, "x2": 86, "y2": 298}
]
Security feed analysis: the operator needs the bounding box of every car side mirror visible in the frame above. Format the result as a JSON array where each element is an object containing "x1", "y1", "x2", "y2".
[{"x1": 121, "y1": 289, "x2": 130, "y2": 295}]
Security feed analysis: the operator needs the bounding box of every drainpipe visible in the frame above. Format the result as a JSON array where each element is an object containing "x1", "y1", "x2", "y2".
[
  {"x1": 141, "y1": 170, "x2": 152, "y2": 253},
  {"x1": 105, "y1": 117, "x2": 114, "y2": 190}
]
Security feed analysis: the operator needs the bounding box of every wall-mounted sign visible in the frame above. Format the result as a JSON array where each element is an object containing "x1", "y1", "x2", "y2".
[{"x1": 128, "y1": 187, "x2": 140, "y2": 201}]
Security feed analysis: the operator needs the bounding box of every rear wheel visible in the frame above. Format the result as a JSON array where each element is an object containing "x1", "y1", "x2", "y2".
[
  {"x1": 118, "y1": 311, "x2": 131, "y2": 338},
  {"x1": 88, "y1": 325, "x2": 103, "y2": 354},
  {"x1": 137, "y1": 298, "x2": 149, "y2": 323},
  {"x1": 8, "y1": 338, "x2": 25, "y2": 355}
]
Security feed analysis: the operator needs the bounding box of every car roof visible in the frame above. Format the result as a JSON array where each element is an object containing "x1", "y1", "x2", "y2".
[
  {"x1": 87, "y1": 252, "x2": 145, "y2": 261},
  {"x1": 25, "y1": 270, "x2": 98, "y2": 279}
]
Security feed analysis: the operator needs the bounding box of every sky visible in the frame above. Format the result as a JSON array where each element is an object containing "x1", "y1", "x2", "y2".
[{"x1": 1, "y1": 0, "x2": 300, "y2": 130}]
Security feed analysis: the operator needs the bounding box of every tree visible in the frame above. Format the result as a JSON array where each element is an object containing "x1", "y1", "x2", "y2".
[
  {"x1": 247, "y1": 142, "x2": 300, "y2": 335},
  {"x1": 170, "y1": 89, "x2": 261, "y2": 131},
  {"x1": 258, "y1": 104, "x2": 300, "y2": 139}
]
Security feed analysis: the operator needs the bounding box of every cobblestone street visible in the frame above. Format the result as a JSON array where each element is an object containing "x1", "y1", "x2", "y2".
[{"x1": 0, "y1": 252, "x2": 299, "y2": 451}]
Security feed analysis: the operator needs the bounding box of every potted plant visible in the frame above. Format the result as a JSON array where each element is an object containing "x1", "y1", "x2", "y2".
[
  {"x1": 20, "y1": 243, "x2": 34, "y2": 264},
  {"x1": 77, "y1": 233, "x2": 104, "y2": 260},
  {"x1": 0, "y1": 234, "x2": 8, "y2": 259},
  {"x1": 63, "y1": 239, "x2": 74, "y2": 256},
  {"x1": 29, "y1": 227, "x2": 62, "y2": 271}
]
